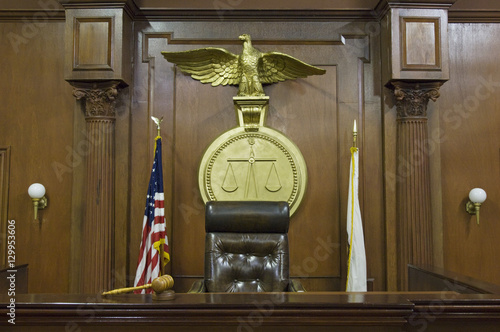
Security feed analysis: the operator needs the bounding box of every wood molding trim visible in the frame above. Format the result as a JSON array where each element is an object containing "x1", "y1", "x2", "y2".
[
  {"x1": 2, "y1": 4, "x2": 500, "y2": 23},
  {"x1": 5, "y1": 292, "x2": 500, "y2": 330},
  {"x1": 134, "y1": 9, "x2": 380, "y2": 21},
  {"x1": 0, "y1": 10, "x2": 65, "y2": 22},
  {"x1": 59, "y1": 0, "x2": 140, "y2": 19},
  {"x1": 448, "y1": 10, "x2": 500, "y2": 23},
  {"x1": 400, "y1": 17, "x2": 441, "y2": 71},
  {"x1": 73, "y1": 17, "x2": 114, "y2": 72},
  {"x1": 134, "y1": 8, "x2": 500, "y2": 23}
]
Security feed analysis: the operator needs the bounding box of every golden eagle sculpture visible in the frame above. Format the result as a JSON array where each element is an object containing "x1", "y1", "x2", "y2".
[{"x1": 162, "y1": 34, "x2": 326, "y2": 97}]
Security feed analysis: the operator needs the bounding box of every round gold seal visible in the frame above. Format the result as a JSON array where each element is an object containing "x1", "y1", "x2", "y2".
[{"x1": 198, "y1": 126, "x2": 307, "y2": 216}]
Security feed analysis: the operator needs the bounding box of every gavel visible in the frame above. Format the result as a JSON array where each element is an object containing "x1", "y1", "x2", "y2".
[{"x1": 102, "y1": 274, "x2": 174, "y2": 295}]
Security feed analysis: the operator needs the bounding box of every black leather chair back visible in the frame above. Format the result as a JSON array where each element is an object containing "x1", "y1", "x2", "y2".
[{"x1": 204, "y1": 201, "x2": 290, "y2": 292}]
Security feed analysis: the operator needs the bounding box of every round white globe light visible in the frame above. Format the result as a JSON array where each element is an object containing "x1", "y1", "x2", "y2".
[
  {"x1": 28, "y1": 183, "x2": 46, "y2": 199},
  {"x1": 469, "y1": 188, "x2": 486, "y2": 204}
]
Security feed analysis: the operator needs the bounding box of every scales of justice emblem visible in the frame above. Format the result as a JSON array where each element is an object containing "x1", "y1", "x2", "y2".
[{"x1": 163, "y1": 34, "x2": 325, "y2": 215}]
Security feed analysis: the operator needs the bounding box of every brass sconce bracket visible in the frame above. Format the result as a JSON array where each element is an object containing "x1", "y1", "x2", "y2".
[{"x1": 465, "y1": 201, "x2": 481, "y2": 225}]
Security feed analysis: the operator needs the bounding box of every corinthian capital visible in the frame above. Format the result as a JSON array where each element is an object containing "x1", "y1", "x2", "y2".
[
  {"x1": 391, "y1": 82, "x2": 442, "y2": 119},
  {"x1": 72, "y1": 81, "x2": 121, "y2": 119}
]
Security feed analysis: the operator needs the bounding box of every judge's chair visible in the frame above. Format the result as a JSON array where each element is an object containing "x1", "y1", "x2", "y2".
[{"x1": 188, "y1": 201, "x2": 305, "y2": 293}]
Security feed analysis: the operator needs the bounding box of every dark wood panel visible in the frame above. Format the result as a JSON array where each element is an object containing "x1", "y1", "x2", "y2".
[
  {"x1": 64, "y1": 8, "x2": 132, "y2": 84},
  {"x1": 401, "y1": 18, "x2": 440, "y2": 70},
  {"x1": 409, "y1": 264, "x2": 500, "y2": 294},
  {"x1": 0, "y1": 292, "x2": 415, "y2": 331},
  {"x1": 0, "y1": 22, "x2": 75, "y2": 293},
  {"x1": 172, "y1": 69, "x2": 235, "y2": 276},
  {"x1": 383, "y1": 8, "x2": 449, "y2": 83},
  {"x1": 438, "y1": 23, "x2": 500, "y2": 286},
  {"x1": 361, "y1": 45, "x2": 387, "y2": 291},
  {"x1": 2, "y1": 2, "x2": 500, "y2": 297},
  {"x1": 113, "y1": 87, "x2": 132, "y2": 289},
  {"x1": 294, "y1": 277, "x2": 342, "y2": 292},
  {"x1": 267, "y1": 67, "x2": 339, "y2": 278},
  {"x1": 4, "y1": 292, "x2": 500, "y2": 331},
  {"x1": 73, "y1": 18, "x2": 113, "y2": 70},
  {"x1": 128, "y1": 21, "x2": 384, "y2": 291},
  {"x1": 0, "y1": 17, "x2": 386, "y2": 293}
]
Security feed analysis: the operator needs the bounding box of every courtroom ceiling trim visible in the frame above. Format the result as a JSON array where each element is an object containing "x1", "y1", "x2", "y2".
[{"x1": 1, "y1": 1, "x2": 500, "y2": 24}]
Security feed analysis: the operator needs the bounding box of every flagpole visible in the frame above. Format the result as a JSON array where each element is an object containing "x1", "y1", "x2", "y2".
[
  {"x1": 353, "y1": 119, "x2": 357, "y2": 148},
  {"x1": 157, "y1": 123, "x2": 164, "y2": 277},
  {"x1": 159, "y1": 230, "x2": 165, "y2": 276},
  {"x1": 152, "y1": 116, "x2": 165, "y2": 277},
  {"x1": 346, "y1": 120, "x2": 357, "y2": 291},
  {"x1": 346, "y1": 119, "x2": 367, "y2": 292}
]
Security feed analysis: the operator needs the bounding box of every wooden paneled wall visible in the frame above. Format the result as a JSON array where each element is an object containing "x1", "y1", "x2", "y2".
[
  {"x1": 0, "y1": 22, "x2": 75, "y2": 292},
  {"x1": 437, "y1": 23, "x2": 500, "y2": 285},
  {"x1": 129, "y1": 21, "x2": 384, "y2": 292},
  {"x1": 1, "y1": 11, "x2": 499, "y2": 294}
]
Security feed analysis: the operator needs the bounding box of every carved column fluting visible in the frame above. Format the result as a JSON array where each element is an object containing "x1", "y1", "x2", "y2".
[
  {"x1": 393, "y1": 82, "x2": 440, "y2": 290},
  {"x1": 73, "y1": 81, "x2": 120, "y2": 293}
]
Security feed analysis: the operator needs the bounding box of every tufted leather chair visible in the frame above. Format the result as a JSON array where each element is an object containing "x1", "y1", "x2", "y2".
[{"x1": 188, "y1": 201, "x2": 305, "y2": 293}]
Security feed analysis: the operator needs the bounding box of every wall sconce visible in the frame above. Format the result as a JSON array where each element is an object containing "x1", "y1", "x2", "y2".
[
  {"x1": 466, "y1": 188, "x2": 487, "y2": 225},
  {"x1": 28, "y1": 183, "x2": 48, "y2": 221}
]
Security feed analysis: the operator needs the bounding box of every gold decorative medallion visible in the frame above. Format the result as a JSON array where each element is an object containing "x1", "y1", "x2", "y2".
[
  {"x1": 163, "y1": 34, "x2": 325, "y2": 216},
  {"x1": 199, "y1": 126, "x2": 307, "y2": 216}
]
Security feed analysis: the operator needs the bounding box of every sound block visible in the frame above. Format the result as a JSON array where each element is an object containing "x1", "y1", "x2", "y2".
[{"x1": 153, "y1": 290, "x2": 175, "y2": 301}]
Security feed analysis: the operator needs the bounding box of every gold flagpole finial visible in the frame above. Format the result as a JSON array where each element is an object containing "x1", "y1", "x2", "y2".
[
  {"x1": 353, "y1": 120, "x2": 357, "y2": 148},
  {"x1": 151, "y1": 116, "x2": 164, "y2": 137}
]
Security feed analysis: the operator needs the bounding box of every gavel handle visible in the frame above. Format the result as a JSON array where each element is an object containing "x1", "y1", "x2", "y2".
[{"x1": 102, "y1": 283, "x2": 151, "y2": 295}]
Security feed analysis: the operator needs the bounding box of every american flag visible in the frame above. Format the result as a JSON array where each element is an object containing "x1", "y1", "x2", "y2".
[{"x1": 133, "y1": 137, "x2": 170, "y2": 293}]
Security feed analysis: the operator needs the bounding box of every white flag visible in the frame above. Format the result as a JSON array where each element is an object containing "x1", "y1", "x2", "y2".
[{"x1": 346, "y1": 147, "x2": 367, "y2": 292}]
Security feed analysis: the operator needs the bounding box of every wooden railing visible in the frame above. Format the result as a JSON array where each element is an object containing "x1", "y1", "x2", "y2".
[{"x1": 408, "y1": 264, "x2": 500, "y2": 294}]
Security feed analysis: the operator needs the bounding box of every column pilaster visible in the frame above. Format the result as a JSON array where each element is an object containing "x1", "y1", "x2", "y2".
[
  {"x1": 62, "y1": 0, "x2": 132, "y2": 292},
  {"x1": 72, "y1": 81, "x2": 120, "y2": 293},
  {"x1": 380, "y1": 0, "x2": 450, "y2": 290},
  {"x1": 392, "y1": 82, "x2": 441, "y2": 289}
]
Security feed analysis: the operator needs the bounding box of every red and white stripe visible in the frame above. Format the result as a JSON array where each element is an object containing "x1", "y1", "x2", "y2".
[{"x1": 133, "y1": 192, "x2": 167, "y2": 293}]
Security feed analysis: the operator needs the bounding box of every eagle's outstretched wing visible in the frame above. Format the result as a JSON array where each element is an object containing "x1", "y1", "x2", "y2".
[
  {"x1": 162, "y1": 48, "x2": 241, "y2": 86},
  {"x1": 258, "y1": 52, "x2": 326, "y2": 84}
]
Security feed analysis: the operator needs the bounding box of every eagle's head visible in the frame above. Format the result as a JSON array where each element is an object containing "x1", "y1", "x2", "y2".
[{"x1": 239, "y1": 34, "x2": 251, "y2": 42}]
